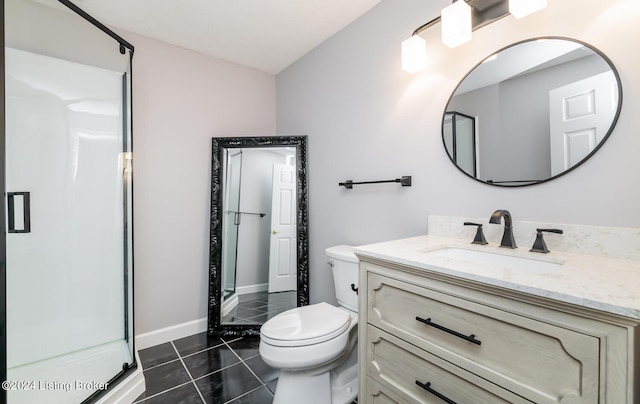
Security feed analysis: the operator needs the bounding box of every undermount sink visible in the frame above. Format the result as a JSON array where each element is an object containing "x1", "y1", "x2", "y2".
[{"x1": 421, "y1": 246, "x2": 563, "y2": 273}]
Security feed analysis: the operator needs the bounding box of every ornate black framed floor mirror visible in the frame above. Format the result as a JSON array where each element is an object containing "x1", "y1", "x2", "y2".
[{"x1": 207, "y1": 136, "x2": 309, "y2": 337}]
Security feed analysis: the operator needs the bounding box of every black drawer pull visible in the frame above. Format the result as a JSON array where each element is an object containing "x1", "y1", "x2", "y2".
[
  {"x1": 416, "y1": 381, "x2": 457, "y2": 404},
  {"x1": 416, "y1": 316, "x2": 481, "y2": 345}
]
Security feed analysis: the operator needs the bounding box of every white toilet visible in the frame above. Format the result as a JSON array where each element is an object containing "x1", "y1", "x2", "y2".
[{"x1": 259, "y1": 245, "x2": 359, "y2": 404}]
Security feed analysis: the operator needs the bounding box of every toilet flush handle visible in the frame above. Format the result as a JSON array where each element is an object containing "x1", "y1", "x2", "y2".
[{"x1": 327, "y1": 260, "x2": 357, "y2": 294}]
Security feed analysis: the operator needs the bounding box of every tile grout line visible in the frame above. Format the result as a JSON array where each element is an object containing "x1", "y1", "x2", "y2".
[
  {"x1": 140, "y1": 356, "x2": 182, "y2": 372},
  {"x1": 238, "y1": 360, "x2": 274, "y2": 398},
  {"x1": 131, "y1": 380, "x2": 194, "y2": 403},
  {"x1": 190, "y1": 361, "x2": 247, "y2": 383},
  {"x1": 171, "y1": 340, "x2": 208, "y2": 404},
  {"x1": 177, "y1": 341, "x2": 227, "y2": 361},
  {"x1": 178, "y1": 344, "x2": 256, "y2": 387},
  {"x1": 222, "y1": 338, "x2": 274, "y2": 398},
  {"x1": 223, "y1": 384, "x2": 272, "y2": 404}
]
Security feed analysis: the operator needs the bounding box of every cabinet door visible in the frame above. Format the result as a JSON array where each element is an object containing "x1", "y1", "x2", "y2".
[{"x1": 368, "y1": 273, "x2": 600, "y2": 403}]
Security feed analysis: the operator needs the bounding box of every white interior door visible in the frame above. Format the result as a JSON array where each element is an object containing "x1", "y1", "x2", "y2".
[
  {"x1": 549, "y1": 70, "x2": 618, "y2": 176},
  {"x1": 268, "y1": 164, "x2": 297, "y2": 293}
]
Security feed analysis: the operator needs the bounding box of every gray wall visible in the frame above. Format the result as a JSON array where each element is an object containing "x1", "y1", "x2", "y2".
[
  {"x1": 130, "y1": 33, "x2": 276, "y2": 333},
  {"x1": 277, "y1": 0, "x2": 640, "y2": 305}
]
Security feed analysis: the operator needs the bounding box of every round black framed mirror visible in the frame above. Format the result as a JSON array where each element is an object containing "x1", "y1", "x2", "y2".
[{"x1": 442, "y1": 37, "x2": 622, "y2": 187}]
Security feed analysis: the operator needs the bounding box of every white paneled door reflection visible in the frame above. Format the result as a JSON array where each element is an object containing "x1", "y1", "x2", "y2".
[
  {"x1": 268, "y1": 164, "x2": 297, "y2": 293},
  {"x1": 549, "y1": 70, "x2": 618, "y2": 176}
]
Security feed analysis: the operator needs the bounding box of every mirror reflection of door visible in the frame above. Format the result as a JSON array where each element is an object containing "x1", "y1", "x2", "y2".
[
  {"x1": 221, "y1": 147, "x2": 297, "y2": 325},
  {"x1": 549, "y1": 70, "x2": 618, "y2": 176},
  {"x1": 268, "y1": 164, "x2": 297, "y2": 293}
]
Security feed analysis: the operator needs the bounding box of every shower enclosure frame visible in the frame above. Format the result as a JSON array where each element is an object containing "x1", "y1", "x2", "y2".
[
  {"x1": 1, "y1": 2, "x2": 6, "y2": 400},
  {"x1": 1, "y1": 0, "x2": 137, "y2": 402}
]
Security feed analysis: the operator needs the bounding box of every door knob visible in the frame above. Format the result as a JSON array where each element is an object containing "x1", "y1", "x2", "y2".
[{"x1": 272, "y1": 230, "x2": 279, "y2": 234}]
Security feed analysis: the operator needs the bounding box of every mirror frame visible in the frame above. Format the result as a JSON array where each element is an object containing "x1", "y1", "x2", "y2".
[
  {"x1": 207, "y1": 135, "x2": 309, "y2": 337},
  {"x1": 442, "y1": 36, "x2": 623, "y2": 187}
]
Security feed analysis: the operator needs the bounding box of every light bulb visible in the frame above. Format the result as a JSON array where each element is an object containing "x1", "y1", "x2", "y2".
[
  {"x1": 509, "y1": 0, "x2": 547, "y2": 19},
  {"x1": 402, "y1": 35, "x2": 427, "y2": 73},
  {"x1": 441, "y1": 1, "x2": 472, "y2": 48}
]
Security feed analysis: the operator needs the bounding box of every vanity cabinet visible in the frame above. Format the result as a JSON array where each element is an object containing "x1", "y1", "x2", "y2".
[{"x1": 357, "y1": 258, "x2": 640, "y2": 404}]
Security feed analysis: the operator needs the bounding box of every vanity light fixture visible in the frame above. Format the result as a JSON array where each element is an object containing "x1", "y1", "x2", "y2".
[
  {"x1": 402, "y1": 0, "x2": 547, "y2": 73},
  {"x1": 441, "y1": 0, "x2": 473, "y2": 48},
  {"x1": 509, "y1": 0, "x2": 547, "y2": 19},
  {"x1": 401, "y1": 35, "x2": 427, "y2": 73}
]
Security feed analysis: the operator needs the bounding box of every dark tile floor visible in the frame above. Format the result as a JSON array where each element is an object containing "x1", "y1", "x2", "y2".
[
  {"x1": 135, "y1": 292, "x2": 357, "y2": 403},
  {"x1": 222, "y1": 291, "x2": 297, "y2": 325},
  {"x1": 135, "y1": 292, "x2": 292, "y2": 403},
  {"x1": 135, "y1": 332, "x2": 277, "y2": 404}
]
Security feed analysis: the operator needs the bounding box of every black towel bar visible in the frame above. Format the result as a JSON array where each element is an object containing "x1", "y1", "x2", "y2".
[
  {"x1": 339, "y1": 176, "x2": 411, "y2": 189},
  {"x1": 226, "y1": 210, "x2": 266, "y2": 225},
  {"x1": 237, "y1": 211, "x2": 265, "y2": 217}
]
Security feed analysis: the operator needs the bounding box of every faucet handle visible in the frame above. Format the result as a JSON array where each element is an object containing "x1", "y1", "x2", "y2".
[
  {"x1": 463, "y1": 222, "x2": 488, "y2": 245},
  {"x1": 529, "y1": 228, "x2": 563, "y2": 253}
]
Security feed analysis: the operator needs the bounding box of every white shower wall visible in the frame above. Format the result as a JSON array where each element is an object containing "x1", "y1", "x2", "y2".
[{"x1": 6, "y1": 48, "x2": 127, "y2": 368}]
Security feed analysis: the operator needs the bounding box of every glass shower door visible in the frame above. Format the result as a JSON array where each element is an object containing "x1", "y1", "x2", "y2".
[
  {"x1": 222, "y1": 150, "x2": 243, "y2": 300},
  {"x1": 3, "y1": 0, "x2": 134, "y2": 402},
  {"x1": 443, "y1": 111, "x2": 477, "y2": 178}
]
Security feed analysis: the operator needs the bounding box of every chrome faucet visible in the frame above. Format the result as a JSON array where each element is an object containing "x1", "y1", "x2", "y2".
[{"x1": 489, "y1": 209, "x2": 517, "y2": 249}]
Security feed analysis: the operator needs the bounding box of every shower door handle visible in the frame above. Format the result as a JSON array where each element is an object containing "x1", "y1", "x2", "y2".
[{"x1": 8, "y1": 192, "x2": 31, "y2": 233}]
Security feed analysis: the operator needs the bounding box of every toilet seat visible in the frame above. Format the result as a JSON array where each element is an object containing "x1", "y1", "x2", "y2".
[{"x1": 261, "y1": 302, "x2": 351, "y2": 347}]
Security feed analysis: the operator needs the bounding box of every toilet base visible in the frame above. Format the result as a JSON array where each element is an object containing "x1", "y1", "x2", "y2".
[
  {"x1": 271, "y1": 342, "x2": 358, "y2": 404},
  {"x1": 273, "y1": 370, "x2": 331, "y2": 404},
  {"x1": 272, "y1": 368, "x2": 358, "y2": 404},
  {"x1": 331, "y1": 377, "x2": 358, "y2": 404}
]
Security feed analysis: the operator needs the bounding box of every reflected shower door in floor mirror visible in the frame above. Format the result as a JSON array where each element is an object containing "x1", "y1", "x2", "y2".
[{"x1": 4, "y1": 0, "x2": 135, "y2": 402}]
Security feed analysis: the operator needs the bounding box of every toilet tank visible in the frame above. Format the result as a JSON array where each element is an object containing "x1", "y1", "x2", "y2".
[{"x1": 326, "y1": 245, "x2": 359, "y2": 312}]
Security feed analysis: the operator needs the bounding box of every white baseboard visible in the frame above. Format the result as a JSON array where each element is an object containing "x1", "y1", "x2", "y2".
[
  {"x1": 236, "y1": 283, "x2": 268, "y2": 295},
  {"x1": 222, "y1": 293, "x2": 239, "y2": 317},
  {"x1": 134, "y1": 286, "x2": 266, "y2": 352},
  {"x1": 135, "y1": 317, "x2": 208, "y2": 350}
]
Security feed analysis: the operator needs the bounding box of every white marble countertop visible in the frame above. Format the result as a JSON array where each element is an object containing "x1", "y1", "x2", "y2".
[{"x1": 354, "y1": 235, "x2": 640, "y2": 320}]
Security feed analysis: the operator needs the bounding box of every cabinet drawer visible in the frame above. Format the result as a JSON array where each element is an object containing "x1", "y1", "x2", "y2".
[
  {"x1": 366, "y1": 325, "x2": 527, "y2": 403},
  {"x1": 367, "y1": 273, "x2": 600, "y2": 403},
  {"x1": 364, "y1": 377, "x2": 405, "y2": 404}
]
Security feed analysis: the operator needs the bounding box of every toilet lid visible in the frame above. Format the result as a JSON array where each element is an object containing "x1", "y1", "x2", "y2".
[{"x1": 260, "y1": 302, "x2": 351, "y2": 347}]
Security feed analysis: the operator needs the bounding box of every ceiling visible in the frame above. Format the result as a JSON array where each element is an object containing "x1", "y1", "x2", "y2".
[{"x1": 68, "y1": 0, "x2": 383, "y2": 75}]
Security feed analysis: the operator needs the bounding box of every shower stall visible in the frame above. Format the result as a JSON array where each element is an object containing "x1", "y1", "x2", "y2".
[{"x1": 2, "y1": 0, "x2": 139, "y2": 402}]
